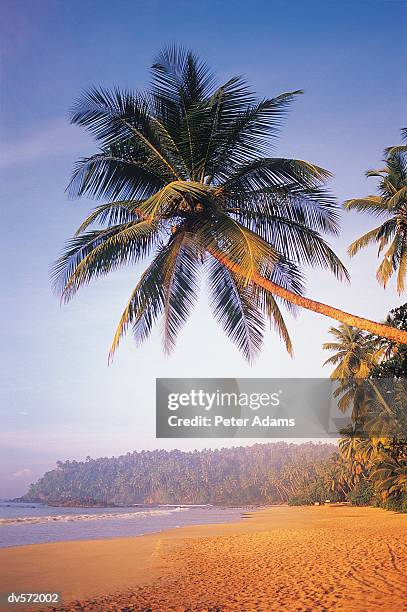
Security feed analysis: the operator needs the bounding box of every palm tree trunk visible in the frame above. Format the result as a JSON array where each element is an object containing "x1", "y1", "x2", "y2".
[
  {"x1": 368, "y1": 380, "x2": 392, "y2": 415},
  {"x1": 208, "y1": 248, "x2": 407, "y2": 345}
]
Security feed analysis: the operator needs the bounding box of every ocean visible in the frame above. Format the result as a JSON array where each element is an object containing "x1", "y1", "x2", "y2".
[{"x1": 0, "y1": 501, "x2": 246, "y2": 548}]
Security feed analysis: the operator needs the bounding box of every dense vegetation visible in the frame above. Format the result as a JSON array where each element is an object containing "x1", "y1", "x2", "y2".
[
  {"x1": 21, "y1": 304, "x2": 406, "y2": 511},
  {"x1": 324, "y1": 303, "x2": 407, "y2": 513},
  {"x1": 22, "y1": 442, "x2": 339, "y2": 506},
  {"x1": 333, "y1": 136, "x2": 407, "y2": 513}
]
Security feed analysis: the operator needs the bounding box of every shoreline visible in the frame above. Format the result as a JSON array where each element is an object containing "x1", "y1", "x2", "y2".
[
  {"x1": 0, "y1": 504, "x2": 253, "y2": 550},
  {"x1": 4, "y1": 500, "x2": 266, "y2": 508},
  {"x1": 0, "y1": 505, "x2": 406, "y2": 611},
  {"x1": 0, "y1": 507, "x2": 258, "y2": 610}
]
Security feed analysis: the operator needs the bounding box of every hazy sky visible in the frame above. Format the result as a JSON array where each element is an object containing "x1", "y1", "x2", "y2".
[{"x1": 1, "y1": 0, "x2": 406, "y2": 497}]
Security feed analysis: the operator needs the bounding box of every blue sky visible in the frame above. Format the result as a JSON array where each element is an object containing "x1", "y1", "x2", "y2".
[{"x1": 1, "y1": 0, "x2": 406, "y2": 497}]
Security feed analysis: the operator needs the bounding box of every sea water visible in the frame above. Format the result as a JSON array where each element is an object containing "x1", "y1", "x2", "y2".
[{"x1": 0, "y1": 501, "x2": 246, "y2": 548}]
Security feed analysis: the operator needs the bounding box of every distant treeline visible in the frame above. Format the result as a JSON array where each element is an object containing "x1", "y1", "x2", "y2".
[{"x1": 22, "y1": 442, "x2": 341, "y2": 506}]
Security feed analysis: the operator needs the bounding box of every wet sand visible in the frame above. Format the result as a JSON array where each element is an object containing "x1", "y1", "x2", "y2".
[{"x1": 0, "y1": 505, "x2": 406, "y2": 611}]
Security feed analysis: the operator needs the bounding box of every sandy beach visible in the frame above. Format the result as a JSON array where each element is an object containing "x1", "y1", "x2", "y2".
[{"x1": 0, "y1": 505, "x2": 406, "y2": 611}]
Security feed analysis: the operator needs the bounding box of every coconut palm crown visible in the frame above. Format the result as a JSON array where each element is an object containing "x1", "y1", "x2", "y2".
[
  {"x1": 322, "y1": 324, "x2": 384, "y2": 416},
  {"x1": 54, "y1": 47, "x2": 407, "y2": 361},
  {"x1": 323, "y1": 324, "x2": 382, "y2": 379},
  {"x1": 345, "y1": 135, "x2": 407, "y2": 294}
]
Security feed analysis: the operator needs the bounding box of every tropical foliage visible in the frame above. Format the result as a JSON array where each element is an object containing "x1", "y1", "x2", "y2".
[
  {"x1": 22, "y1": 300, "x2": 406, "y2": 511},
  {"x1": 323, "y1": 324, "x2": 382, "y2": 378},
  {"x1": 345, "y1": 130, "x2": 407, "y2": 293},
  {"x1": 22, "y1": 442, "x2": 338, "y2": 506},
  {"x1": 371, "y1": 303, "x2": 407, "y2": 378},
  {"x1": 323, "y1": 304, "x2": 407, "y2": 512},
  {"x1": 54, "y1": 47, "x2": 407, "y2": 363}
]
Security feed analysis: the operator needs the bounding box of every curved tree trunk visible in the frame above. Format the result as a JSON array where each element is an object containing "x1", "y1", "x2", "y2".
[{"x1": 209, "y1": 248, "x2": 407, "y2": 345}]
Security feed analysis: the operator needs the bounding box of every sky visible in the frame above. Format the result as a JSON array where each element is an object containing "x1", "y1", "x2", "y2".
[{"x1": 0, "y1": 0, "x2": 406, "y2": 497}]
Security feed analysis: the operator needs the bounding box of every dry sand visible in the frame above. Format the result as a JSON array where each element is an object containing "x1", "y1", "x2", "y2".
[{"x1": 0, "y1": 505, "x2": 406, "y2": 611}]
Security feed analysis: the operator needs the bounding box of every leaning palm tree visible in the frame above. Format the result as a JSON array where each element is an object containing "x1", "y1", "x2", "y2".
[
  {"x1": 54, "y1": 47, "x2": 407, "y2": 362},
  {"x1": 345, "y1": 142, "x2": 407, "y2": 294}
]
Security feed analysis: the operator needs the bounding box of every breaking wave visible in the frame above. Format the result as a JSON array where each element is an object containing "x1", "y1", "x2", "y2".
[{"x1": 0, "y1": 506, "x2": 191, "y2": 526}]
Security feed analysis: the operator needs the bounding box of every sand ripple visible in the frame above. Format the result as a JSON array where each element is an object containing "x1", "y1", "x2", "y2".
[{"x1": 50, "y1": 506, "x2": 407, "y2": 612}]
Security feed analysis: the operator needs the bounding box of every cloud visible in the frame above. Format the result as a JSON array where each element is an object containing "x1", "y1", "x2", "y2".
[
  {"x1": 0, "y1": 119, "x2": 92, "y2": 169},
  {"x1": 8, "y1": 468, "x2": 33, "y2": 480}
]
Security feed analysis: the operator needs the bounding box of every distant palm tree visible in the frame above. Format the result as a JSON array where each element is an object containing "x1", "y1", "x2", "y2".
[
  {"x1": 54, "y1": 47, "x2": 407, "y2": 361},
  {"x1": 323, "y1": 324, "x2": 384, "y2": 417},
  {"x1": 370, "y1": 451, "x2": 407, "y2": 501},
  {"x1": 338, "y1": 427, "x2": 373, "y2": 484},
  {"x1": 323, "y1": 324, "x2": 381, "y2": 378},
  {"x1": 323, "y1": 323, "x2": 391, "y2": 418},
  {"x1": 345, "y1": 136, "x2": 407, "y2": 294},
  {"x1": 341, "y1": 434, "x2": 407, "y2": 503}
]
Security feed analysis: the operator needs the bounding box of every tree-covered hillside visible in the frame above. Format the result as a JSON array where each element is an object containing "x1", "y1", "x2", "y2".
[{"x1": 21, "y1": 442, "x2": 338, "y2": 506}]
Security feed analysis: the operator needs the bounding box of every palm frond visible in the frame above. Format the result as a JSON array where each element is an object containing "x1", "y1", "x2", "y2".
[
  {"x1": 199, "y1": 214, "x2": 280, "y2": 284},
  {"x1": 376, "y1": 236, "x2": 398, "y2": 288},
  {"x1": 397, "y1": 244, "x2": 407, "y2": 294},
  {"x1": 221, "y1": 157, "x2": 331, "y2": 193},
  {"x1": 344, "y1": 196, "x2": 391, "y2": 217},
  {"x1": 70, "y1": 87, "x2": 182, "y2": 181},
  {"x1": 151, "y1": 45, "x2": 216, "y2": 110},
  {"x1": 336, "y1": 387, "x2": 357, "y2": 412},
  {"x1": 162, "y1": 231, "x2": 202, "y2": 353},
  {"x1": 226, "y1": 185, "x2": 340, "y2": 235},
  {"x1": 206, "y1": 89, "x2": 303, "y2": 182},
  {"x1": 322, "y1": 342, "x2": 346, "y2": 352},
  {"x1": 387, "y1": 185, "x2": 407, "y2": 209},
  {"x1": 231, "y1": 209, "x2": 348, "y2": 280},
  {"x1": 264, "y1": 257, "x2": 305, "y2": 314},
  {"x1": 348, "y1": 221, "x2": 396, "y2": 257},
  {"x1": 67, "y1": 149, "x2": 165, "y2": 201},
  {"x1": 385, "y1": 128, "x2": 407, "y2": 155},
  {"x1": 74, "y1": 201, "x2": 141, "y2": 235},
  {"x1": 251, "y1": 282, "x2": 293, "y2": 355},
  {"x1": 54, "y1": 221, "x2": 159, "y2": 302},
  {"x1": 322, "y1": 352, "x2": 347, "y2": 367},
  {"x1": 206, "y1": 256, "x2": 264, "y2": 362},
  {"x1": 109, "y1": 239, "x2": 174, "y2": 358},
  {"x1": 151, "y1": 46, "x2": 218, "y2": 180}
]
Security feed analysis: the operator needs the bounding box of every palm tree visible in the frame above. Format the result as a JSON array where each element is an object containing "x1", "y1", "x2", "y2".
[
  {"x1": 323, "y1": 324, "x2": 381, "y2": 378},
  {"x1": 323, "y1": 323, "x2": 392, "y2": 418},
  {"x1": 338, "y1": 425, "x2": 371, "y2": 479},
  {"x1": 324, "y1": 325, "x2": 376, "y2": 418},
  {"x1": 325, "y1": 324, "x2": 405, "y2": 504},
  {"x1": 345, "y1": 139, "x2": 407, "y2": 294},
  {"x1": 370, "y1": 453, "x2": 407, "y2": 501},
  {"x1": 54, "y1": 47, "x2": 407, "y2": 362}
]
